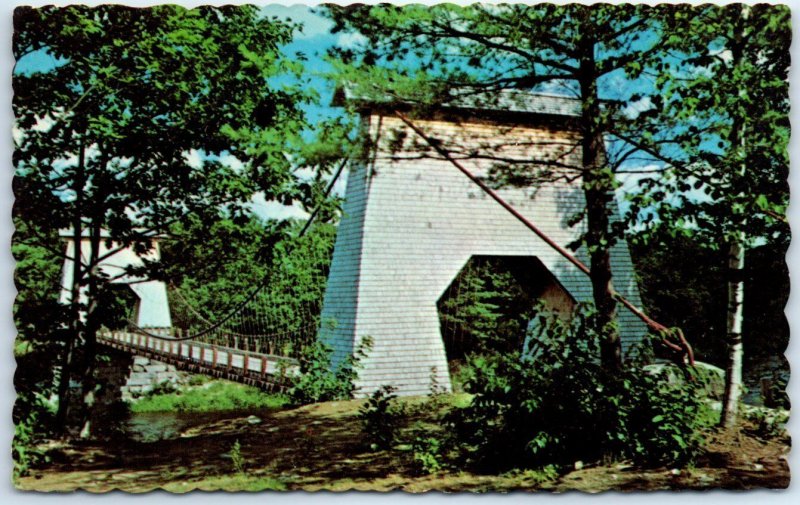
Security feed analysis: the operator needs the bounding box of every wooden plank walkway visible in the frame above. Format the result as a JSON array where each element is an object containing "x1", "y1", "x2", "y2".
[{"x1": 98, "y1": 330, "x2": 299, "y2": 392}]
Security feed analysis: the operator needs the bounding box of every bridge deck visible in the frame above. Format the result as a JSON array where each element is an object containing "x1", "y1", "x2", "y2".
[{"x1": 99, "y1": 330, "x2": 299, "y2": 392}]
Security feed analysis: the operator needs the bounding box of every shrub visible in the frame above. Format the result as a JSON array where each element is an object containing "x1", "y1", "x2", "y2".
[
  {"x1": 412, "y1": 435, "x2": 444, "y2": 474},
  {"x1": 13, "y1": 392, "x2": 56, "y2": 480},
  {"x1": 616, "y1": 365, "x2": 708, "y2": 466},
  {"x1": 230, "y1": 439, "x2": 245, "y2": 474},
  {"x1": 359, "y1": 385, "x2": 404, "y2": 450},
  {"x1": 13, "y1": 415, "x2": 47, "y2": 479},
  {"x1": 450, "y1": 305, "x2": 708, "y2": 471},
  {"x1": 287, "y1": 337, "x2": 372, "y2": 404}
]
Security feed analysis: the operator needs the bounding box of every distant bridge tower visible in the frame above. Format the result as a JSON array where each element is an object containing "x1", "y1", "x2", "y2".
[
  {"x1": 59, "y1": 230, "x2": 172, "y2": 330},
  {"x1": 320, "y1": 90, "x2": 647, "y2": 396}
]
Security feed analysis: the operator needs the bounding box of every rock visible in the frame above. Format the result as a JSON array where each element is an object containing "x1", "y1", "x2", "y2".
[
  {"x1": 154, "y1": 372, "x2": 178, "y2": 384},
  {"x1": 644, "y1": 361, "x2": 725, "y2": 400},
  {"x1": 126, "y1": 376, "x2": 152, "y2": 387},
  {"x1": 574, "y1": 461, "x2": 584, "y2": 471},
  {"x1": 670, "y1": 469, "x2": 681, "y2": 476},
  {"x1": 753, "y1": 463, "x2": 765, "y2": 472},
  {"x1": 246, "y1": 415, "x2": 262, "y2": 425}
]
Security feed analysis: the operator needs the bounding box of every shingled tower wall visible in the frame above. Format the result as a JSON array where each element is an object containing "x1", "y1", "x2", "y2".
[{"x1": 319, "y1": 93, "x2": 648, "y2": 396}]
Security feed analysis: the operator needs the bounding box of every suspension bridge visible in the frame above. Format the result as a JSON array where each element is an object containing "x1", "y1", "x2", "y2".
[{"x1": 74, "y1": 90, "x2": 692, "y2": 397}]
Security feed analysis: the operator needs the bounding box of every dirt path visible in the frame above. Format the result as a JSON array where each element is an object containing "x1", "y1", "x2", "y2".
[{"x1": 17, "y1": 399, "x2": 790, "y2": 493}]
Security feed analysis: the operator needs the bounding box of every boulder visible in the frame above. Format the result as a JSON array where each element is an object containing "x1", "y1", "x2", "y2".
[{"x1": 643, "y1": 361, "x2": 726, "y2": 400}]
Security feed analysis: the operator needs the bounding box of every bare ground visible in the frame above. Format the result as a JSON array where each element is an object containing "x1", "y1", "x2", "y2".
[{"x1": 16, "y1": 398, "x2": 790, "y2": 493}]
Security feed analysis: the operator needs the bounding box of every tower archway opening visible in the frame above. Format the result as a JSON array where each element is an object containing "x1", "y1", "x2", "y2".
[{"x1": 436, "y1": 255, "x2": 575, "y2": 387}]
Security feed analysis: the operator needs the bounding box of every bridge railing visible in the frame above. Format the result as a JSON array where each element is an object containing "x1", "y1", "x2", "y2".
[{"x1": 97, "y1": 329, "x2": 299, "y2": 392}]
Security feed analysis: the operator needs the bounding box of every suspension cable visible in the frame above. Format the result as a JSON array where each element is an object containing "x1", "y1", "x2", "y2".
[
  {"x1": 394, "y1": 110, "x2": 694, "y2": 365},
  {"x1": 128, "y1": 157, "x2": 349, "y2": 341}
]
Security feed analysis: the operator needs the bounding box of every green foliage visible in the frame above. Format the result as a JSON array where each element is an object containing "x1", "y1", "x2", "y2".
[
  {"x1": 161, "y1": 217, "x2": 338, "y2": 356},
  {"x1": 286, "y1": 337, "x2": 372, "y2": 404},
  {"x1": 412, "y1": 436, "x2": 444, "y2": 474},
  {"x1": 13, "y1": 4, "x2": 320, "y2": 434},
  {"x1": 186, "y1": 374, "x2": 212, "y2": 387},
  {"x1": 230, "y1": 439, "x2": 245, "y2": 474},
  {"x1": 13, "y1": 414, "x2": 50, "y2": 480},
  {"x1": 618, "y1": 366, "x2": 710, "y2": 466},
  {"x1": 450, "y1": 305, "x2": 708, "y2": 471},
  {"x1": 359, "y1": 385, "x2": 405, "y2": 450},
  {"x1": 631, "y1": 222, "x2": 789, "y2": 365},
  {"x1": 129, "y1": 381, "x2": 289, "y2": 413},
  {"x1": 12, "y1": 391, "x2": 57, "y2": 480},
  {"x1": 438, "y1": 257, "x2": 539, "y2": 360}
]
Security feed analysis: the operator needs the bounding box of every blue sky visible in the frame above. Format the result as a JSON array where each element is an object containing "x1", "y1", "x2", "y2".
[{"x1": 7, "y1": 3, "x2": 763, "y2": 222}]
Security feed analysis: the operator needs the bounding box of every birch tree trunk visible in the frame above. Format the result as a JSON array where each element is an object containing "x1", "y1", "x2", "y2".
[
  {"x1": 721, "y1": 236, "x2": 745, "y2": 427},
  {"x1": 720, "y1": 7, "x2": 748, "y2": 428}
]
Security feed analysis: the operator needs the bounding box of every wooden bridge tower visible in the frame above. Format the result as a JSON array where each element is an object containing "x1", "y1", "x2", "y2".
[
  {"x1": 59, "y1": 230, "x2": 172, "y2": 330},
  {"x1": 319, "y1": 90, "x2": 648, "y2": 396}
]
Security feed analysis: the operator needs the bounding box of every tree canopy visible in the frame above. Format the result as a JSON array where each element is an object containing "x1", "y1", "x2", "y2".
[{"x1": 12, "y1": 4, "x2": 325, "y2": 434}]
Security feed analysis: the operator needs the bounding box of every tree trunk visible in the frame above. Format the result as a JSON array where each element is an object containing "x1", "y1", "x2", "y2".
[
  {"x1": 578, "y1": 23, "x2": 621, "y2": 372},
  {"x1": 721, "y1": 16, "x2": 747, "y2": 427},
  {"x1": 75, "y1": 221, "x2": 103, "y2": 438},
  {"x1": 721, "y1": 237, "x2": 745, "y2": 427},
  {"x1": 55, "y1": 141, "x2": 86, "y2": 433}
]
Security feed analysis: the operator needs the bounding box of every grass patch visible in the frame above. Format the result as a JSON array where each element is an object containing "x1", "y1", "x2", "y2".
[
  {"x1": 163, "y1": 474, "x2": 287, "y2": 492},
  {"x1": 130, "y1": 380, "x2": 289, "y2": 413}
]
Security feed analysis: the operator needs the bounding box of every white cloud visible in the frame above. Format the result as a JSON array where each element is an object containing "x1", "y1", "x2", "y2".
[
  {"x1": 13, "y1": 112, "x2": 59, "y2": 145},
  {"x1": 259, "y1": 5, "x2": 334, "y2": 39},
  {"x1": 622, "y1": 95, "x2": 653, "y2": 119},
  {"x1": 536, "y1": 79, "x2": 577, "y2": 97},
  {"x1": 250, "y1": 192, "x2": 310, "y2": 222},
  {"x1": 710, "y1": 48, "x2": 733, "y2": 65},
  {"x1": 183, "y1": 149, "x2": 203, "y2": 169},
  {"x1": 219, "y1": 153, "x2": 245, "y2": 172},
  {"x1": 337, "y1": 32, "x2": 368, "y2": 49}
]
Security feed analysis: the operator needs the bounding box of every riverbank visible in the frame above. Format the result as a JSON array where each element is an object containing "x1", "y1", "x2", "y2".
[{"x1": 16, "y1": 394, "x2": 789, "y2": 492}]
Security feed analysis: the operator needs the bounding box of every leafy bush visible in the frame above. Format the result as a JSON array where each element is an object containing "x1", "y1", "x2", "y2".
[
  {"x1": 412, "y1": 435, "x2": 444, "y2": 474},
  {"x1": 450, "y1": 305, "x2": 708, "y2": 471},
  {"x1": 13, "y1": 391, "x2": 57, "y2": 480},
  {"x1": 359, "y1": 385, "x2": 404, "y2": 450},
  {"x1": 617, "y1": 365, "x2": 709, "y2": 466},
  {"x1": 287, "y1": 337, "x2": 372, "y2": 404},
  {"x1": 13, "y1": 414, "x2": 49, "y2": 480}
]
